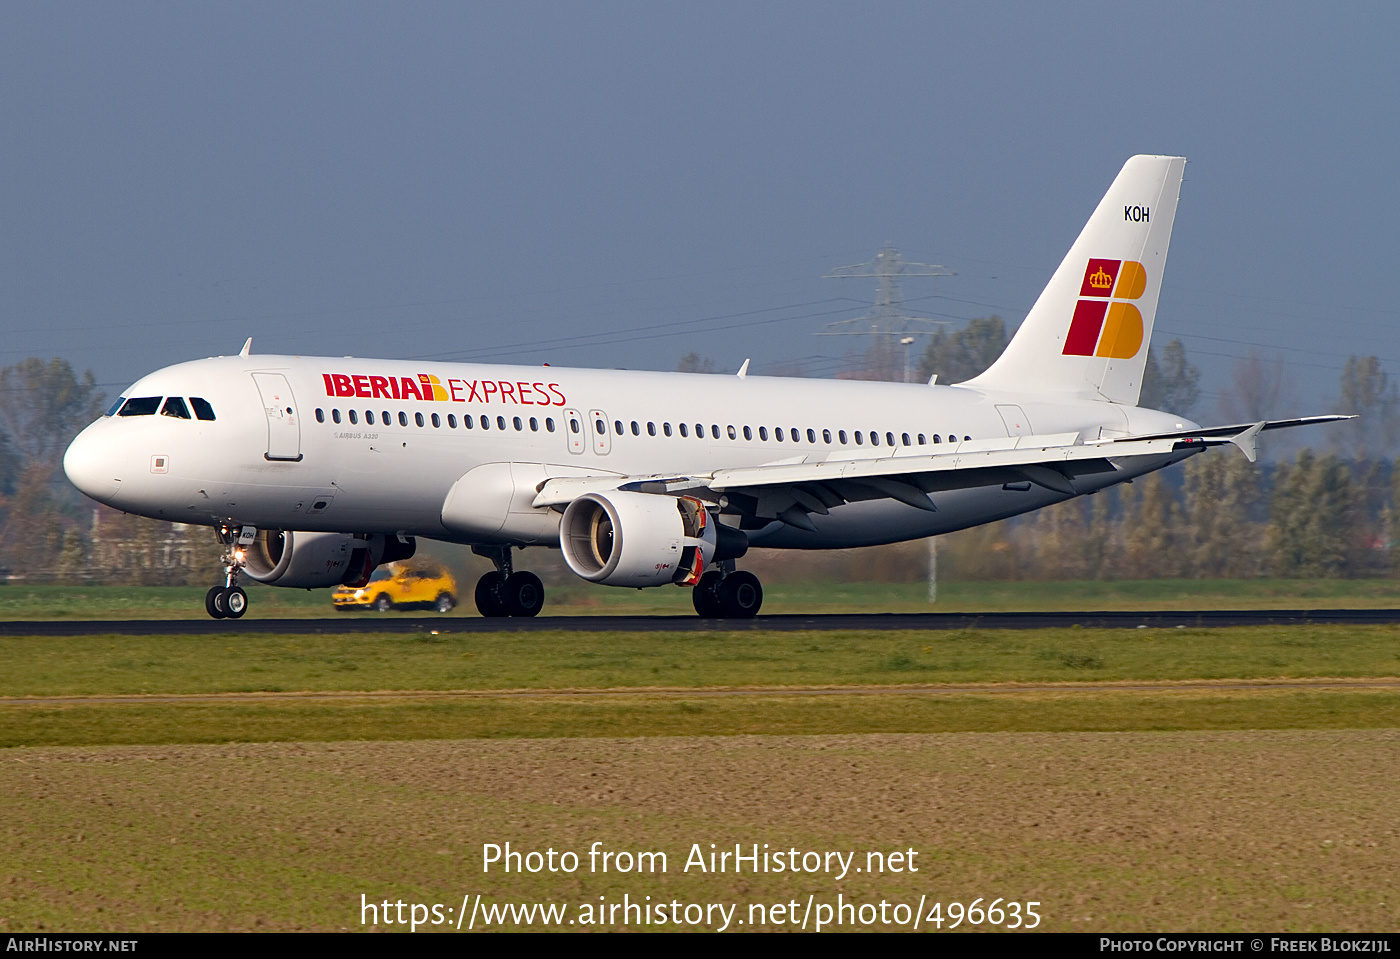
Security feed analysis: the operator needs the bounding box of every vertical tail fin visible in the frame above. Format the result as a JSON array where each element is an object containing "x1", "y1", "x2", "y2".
[{"x1": 963, "y1": 155, "x2": 1186, "y2": 404}]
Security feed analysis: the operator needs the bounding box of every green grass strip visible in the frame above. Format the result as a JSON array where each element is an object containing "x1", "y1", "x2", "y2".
[
  {"x1": 4, "y1": 688, "x2": 1399, "y2": 748},
  {"x1": 4, "y1": 625, "x2": 1400, "y2": 697}
]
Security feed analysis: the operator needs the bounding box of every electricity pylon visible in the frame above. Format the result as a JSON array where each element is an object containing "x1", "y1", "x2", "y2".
[{"x1": 818, "y1": 244, "x2": 954, "y2": 382}]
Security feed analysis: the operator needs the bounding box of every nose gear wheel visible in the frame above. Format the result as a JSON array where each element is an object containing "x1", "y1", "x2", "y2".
[{"x1": 205, "y1": 525, "x2": 254, "y2": 619}]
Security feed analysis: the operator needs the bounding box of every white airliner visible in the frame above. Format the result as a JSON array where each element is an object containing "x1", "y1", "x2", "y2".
[{"x1": 63, "y1": 155, "x2": 1344, "y2": 619}]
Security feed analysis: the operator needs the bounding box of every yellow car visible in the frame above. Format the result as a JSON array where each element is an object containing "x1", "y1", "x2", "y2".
[{"x1": 332, "y1": 561, "x2": 458, "y2": 612}]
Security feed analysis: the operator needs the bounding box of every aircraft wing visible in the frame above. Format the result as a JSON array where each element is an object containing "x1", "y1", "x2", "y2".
[{"x1": 532, "y1": 416, "x2": 1351, "y2": 530}]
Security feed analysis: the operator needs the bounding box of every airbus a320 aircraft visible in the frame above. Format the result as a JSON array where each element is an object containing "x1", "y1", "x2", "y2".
[{"x1": 63, "y1": 156, "x2": 1345, "y2": 619}]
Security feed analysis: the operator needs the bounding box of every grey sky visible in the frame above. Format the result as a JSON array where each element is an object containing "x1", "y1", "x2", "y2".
[{"x1": 2, "y1": 2, "x2": 1395, "y2": 417}]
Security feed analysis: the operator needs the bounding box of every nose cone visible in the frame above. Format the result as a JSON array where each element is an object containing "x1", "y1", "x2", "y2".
[{"x1": 64, "y1": 423, "x2": 124, "y2": 504}]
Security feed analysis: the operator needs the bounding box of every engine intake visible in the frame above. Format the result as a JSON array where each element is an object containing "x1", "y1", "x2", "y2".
[
  {"x1": 242, "y1": 531, "x2": 416, "y2": 589},
  {"x1": 560, "y1": 492, "x2": 745, "y2": 588}
]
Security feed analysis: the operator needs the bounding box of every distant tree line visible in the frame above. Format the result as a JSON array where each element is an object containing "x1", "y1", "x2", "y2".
[{"x1": 941, "y1": 448, "x2": 1390, "y2": 582}]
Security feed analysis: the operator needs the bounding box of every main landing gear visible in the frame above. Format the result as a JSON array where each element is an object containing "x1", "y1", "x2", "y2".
[
  {"x1": 472, "y1": 546, "x2": 544, "y2": 618},
  {"x1": 206, "y1": 524, "x2": 253, "y2": 620},
  {"x1": 692, "y1": 567, "x2": 763, "y2": 619}
]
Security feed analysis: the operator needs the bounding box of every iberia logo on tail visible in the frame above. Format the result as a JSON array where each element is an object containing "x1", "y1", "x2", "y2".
[{"x1": 1062, "y1": 258, "x2": 1147, "y2": 358}]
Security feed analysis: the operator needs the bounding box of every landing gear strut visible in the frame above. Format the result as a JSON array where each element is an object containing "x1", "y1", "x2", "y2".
[
  {"x1": 472, "y1": 546, "x2": 544, "y2": 618},
  {"x1": 692, "y1": 565, "x2": 763, "y2": 619},
  {"x1": 205, "y1": 525, "x2": 253, "y2": 620}
]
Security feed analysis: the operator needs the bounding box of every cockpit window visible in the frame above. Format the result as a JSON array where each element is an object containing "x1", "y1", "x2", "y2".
[
  {"x1": 190, "y1": 397, "x2": 216, "y2": 421},
  {"x1": 161, "y1": 397, "x2": 191, "y2": 419},
  {"x1": 117, "y1": 397, "x2": 162, "y2": 417},
  {"x1": 106, "y1": 397, "x2": 126, "y2": 416}
]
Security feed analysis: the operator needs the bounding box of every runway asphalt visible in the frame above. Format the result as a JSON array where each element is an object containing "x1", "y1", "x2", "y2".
[{"x1": 4, "y1": 608, "x2": 1400, "y2": 635}]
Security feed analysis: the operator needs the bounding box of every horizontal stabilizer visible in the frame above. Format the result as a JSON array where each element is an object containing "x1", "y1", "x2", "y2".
[
  {"x1": 1104, "y1": 415, "x2": 1354, "y2": 464},
  {"x1": 1110, "y1": 415, "x2": 1354, "y2": 443}
]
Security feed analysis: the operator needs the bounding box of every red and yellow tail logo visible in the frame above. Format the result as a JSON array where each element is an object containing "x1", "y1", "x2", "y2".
[{"x1": 1063, "y1": 258, "x2": 1147, "y2": 358}]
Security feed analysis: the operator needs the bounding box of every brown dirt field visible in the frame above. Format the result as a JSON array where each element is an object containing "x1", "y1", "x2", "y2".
[{"x1": 3, "y1": 730, "x2": 1398, "y2": 932}]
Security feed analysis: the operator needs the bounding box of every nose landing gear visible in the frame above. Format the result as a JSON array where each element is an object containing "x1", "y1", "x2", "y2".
[
  {"x1": 471, "y1": 546, "x2": 544, "y2": 618},
  {"x1": 205, "y1": 525, "x2": 254, "y2": 620}
]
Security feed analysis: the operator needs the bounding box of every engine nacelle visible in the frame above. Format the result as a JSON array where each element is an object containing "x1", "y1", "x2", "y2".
[
  {"x1": 560, "y1": 492, "x2": 745, "y2": 588},
  {"x1": 242, "y1": 531, "x2": 416, "y2": 589}
]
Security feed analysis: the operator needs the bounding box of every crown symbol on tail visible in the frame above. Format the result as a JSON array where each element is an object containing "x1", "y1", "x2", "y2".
[{"x1": 1088, "y1": 267, "x2": 1114, "y2": 290}]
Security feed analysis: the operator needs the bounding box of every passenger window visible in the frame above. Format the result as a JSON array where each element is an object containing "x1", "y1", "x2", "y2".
[
  {"x1": 807, "y1": 429, "x2": 816, "y2": 443},
  {"x1": 791, "y1": 427, "x2": 800, "y2": 442},
  {"x1": 711, "y1": 425, "x2": 720, "y2": 439},
  {"x1": 663, "y1": 423, "x2": 672, "y2": 437},
  {"x1": 190, "y1": 397, "x2": 216, "y2": 421},
  {"x1": 647, "y1": 422, "x2": 656, "y2": 436},
  {"x1": 695, "y1": 424, "x2": 703, "y2": 439},
  {"x1": 679, "y1": 423, "x2": 689, "y2": 437},
  {"x1": 886, "y1": 432, "x2": 895, "y2": 447},
  {"x1": 530, "y1": 417, "x2": 538, "y2": 432},
  {"x1": 332, "y1": 409, "x2": 341, "y2": 424},
  {"x1": 496, "y1": 416, "x2": 506, "y2": 430},
  {"x1": 949, "y1": 435, "x2": 958, "y2": 444},
  {"x1": 631, "y1": 421, "x2": 640, "y2": 436},
  {"x1": 871, "y1": 432, "x2": 880, "y2": 447},
  {"x1": 902, "y1": 433, "x2": 910, "y2": 446},
  {"x1": 315, "y1": 408, "x2": 325, "y2": 423},
  {"x1": 399, "y1": 412, "x2": 409, "y2": 427},
  {"x1": 727, "y1": 425, "x2": 736, "y2": 440},
  {"x1": 570, "y1": 417, "x2": 581, "y2": 434},
  {"x1": 839, "y1": 430, "x2": 847, "y2": 445},
  {"x1": 759, "y1": 426, "x2": 768, "y2": 441},
  {"x1": 432, "y1": 413, "x2": 441, "y2": 428},
  {"x1": 513, "y1": 416, "x2": 522, "y2": 431},
  {"x1": 775, "y1": 428, "x2": 784, "y2": 442},
  {"x1": 932, "y1": 434, "x2": 941, "y2": 444},
  {"x1": 546, "y1": 417, "x2": 555, "y2": 432},
  {"x1": 118, "y1": 397, "x2": 161, "y2": 417},
  {"x1": 854, "y1": 431, "x2": 863, "y2": 445},
  {"x1": 106, "y1": 397, "x2": 126, "y2": 416},
  {"x1": 480, "y1": 416, "x2": 489, "y2": 430},
  {"x1": 615, "y1": 420, "x2": 623, "y2": 435},
  {"x1": 743, "y1": 426, "x2": 752, "y2": 440},
  {"x1": 366, "y1": 411, "x2": 376, "y2": 425},
  {"x1": 349, "y1": 410, "x2": 359, "y2": 425},
  {"x1": 465, "y1": 415, "x2": 474, "y2": 429},
  {"x1": 918, "y1": 434, "x2": 926, "y2": 445},
  {"x1": 415, "y1": 412, "x2": 424, "y2": 427},
  {"x1": 448, "y1": 414, "x2": 457, "y2": 428},
  {"x1": 823, "y1": 429, "x2": 831, "y2": 444},
  {"x1": 382, "y1": 410, "x2": 390, "y2": 424}
]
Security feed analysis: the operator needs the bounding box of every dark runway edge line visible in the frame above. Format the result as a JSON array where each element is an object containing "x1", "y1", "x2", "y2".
[{"x1": 4, "y1": 609, "x2": 1400, "y2": 636}]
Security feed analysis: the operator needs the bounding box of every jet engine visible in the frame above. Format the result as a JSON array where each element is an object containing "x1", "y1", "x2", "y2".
[
  {"x1": 560, "y1": 492, "x2": 746, "y2": 588},
  {"x1": 242, "y1": 530, "x2": 416, "y2": 589}
]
